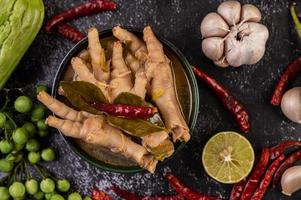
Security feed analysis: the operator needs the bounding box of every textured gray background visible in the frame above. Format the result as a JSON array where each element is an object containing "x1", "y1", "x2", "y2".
[{"x1": 5, "y1": 0, "x2": 301, "y2": 199}]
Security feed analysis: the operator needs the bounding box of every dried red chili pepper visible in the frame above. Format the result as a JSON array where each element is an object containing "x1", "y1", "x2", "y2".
[
  {"x1": 192, "y1": 66, "x2": 250, "y2": 133},
  {"x1": 88, "y1": 101, "x2": 157, "y2": 119},
  {"x1": 270, "y1": 55, "x2": 301, "y2": 106},
  {"x1": 45, "y1": 0, "x2": 117, "y2": 33},
  {"x1": 251, "y1": 154, "x2": 286, "y2": 200},
  {"x1": 272, "y1": 149, "x2": 301, "y2": 188},
  {"x1": 166, "y1": 174, "x2": 220, "y2": 200},
  {"x1": 229, "y1": 180, "x2": 246, "y2": 200},
  {"x1": 112, "y1": 187, "x2": 141, "y2": 200},
  {"x1": 269, "y1": 140, "x2": 301, "y2": 160},
  {"x1": 92, "y1": 189, "x2": 112, "y2": 200},
  {"x1": 112, "y1": 186, "x2": 184, "y2": 200},
  {"x1": 57, "y1": 24, "x2": 85, "y2": 43},
  {"x1": 240, "y1": 148, "x2": 270, "y2": 200}
]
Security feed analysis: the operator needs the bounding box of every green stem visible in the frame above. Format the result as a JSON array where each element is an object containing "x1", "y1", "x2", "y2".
[
  {"x1": 37, "y1": 164, "x2": 57, "y2": 181},
  {"x1": 4, "y1": 113, "x2": 17, "y2": 129},
  {"x1": 291, "y1": 2, "x2": 301, "y2": 39},
  {"x1": 24, "y1": 161, "x2": 31, "y2": 180},
  {"x1": 34, "y1": 165, "x2": 46, "y2": 179},
  {"x1": 9, "y1": 161, "x2": 23, "y2": 184},
  {"x1": 4, "y1": 127, "x2": 9, "y2": 140},
  {"x1": 19, "y1": 162, "x2": 24, "y2": 181},
  {"x1": 0, "y1": 90, "x2": 9, "y2": 112},
  {"x1": 0, "y1": 99, "x2": 8, "y2": 112}
]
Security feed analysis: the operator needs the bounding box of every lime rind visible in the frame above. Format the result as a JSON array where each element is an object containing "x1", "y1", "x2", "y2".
[{"x1": 202, "y1": 131, "x2": 254, "y2": 184}]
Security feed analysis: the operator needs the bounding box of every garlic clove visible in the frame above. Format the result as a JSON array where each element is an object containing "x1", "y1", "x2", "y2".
[
  {"x1": 214, "y1": 56, "x2": 229, "y2": 68},
  {"x1": 281, "y1": 166, "x2": 301, "y2": 196},
  {"x1": 225, "y1": 22, "x2": 269, "y2": 67},
  {"x1": 281, "y1": 87, "x2": 301, "y2": 123},
  {"x1": 217, "y1": 1, "x2": 241, "y2": 26},
  {"x1": 200, "y1": 12, "x2": 229, "y2": 38},
  {"x1": 241, "y1": 4, "x2": 262, "y2": 23},
  {"x1": 201, "y1": 37, "x2": 224, "y2": 61}
]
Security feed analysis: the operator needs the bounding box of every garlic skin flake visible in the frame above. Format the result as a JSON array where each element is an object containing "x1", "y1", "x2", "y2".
[{"x1": 200, "y1": 1, "x2": 269, "y2": 67}]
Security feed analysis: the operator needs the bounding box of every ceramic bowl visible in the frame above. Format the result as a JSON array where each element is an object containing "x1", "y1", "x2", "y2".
[{"x1": 52, "y1": 28, "x2": 199, "y2": 173}]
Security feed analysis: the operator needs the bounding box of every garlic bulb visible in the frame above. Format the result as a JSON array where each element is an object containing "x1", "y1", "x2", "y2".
[
  {"x1": 281, "y1": 166, "x2": 301, "y2": 196},
  {"x1": 281, "y1": 87, "x2": 301, "y2": 123},
  {"x1": 200, "y1": 1, "x2": 269, "y2": 67}
]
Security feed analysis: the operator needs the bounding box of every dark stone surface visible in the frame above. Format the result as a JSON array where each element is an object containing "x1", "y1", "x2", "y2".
[{"x1": 4, "y1": 0, "x2": 301, "y2": 199}]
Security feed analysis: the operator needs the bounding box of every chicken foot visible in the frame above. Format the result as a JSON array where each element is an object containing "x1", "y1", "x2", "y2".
[
  {"x1": 143, "y1": 26, "x2": 190, "y2": 142},
  {"x1": 110, "y1": 41, "x2": 147, "y2": 99},
  {"x1": 112, "y1": 26, "x2": 148, "y2": 68},
  {"x1": 109, "y1": 40, "x2": 174, "y2": 160},
  {"x1": 37, "y1": 91, "x2": 157, "y2": 173},
  {"x1": 87, "y1": 27, "x2": 110, "y2": 82}
]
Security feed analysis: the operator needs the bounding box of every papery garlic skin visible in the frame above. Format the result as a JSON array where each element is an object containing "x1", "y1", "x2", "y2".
[
  {"x1": 217, "y1": 1, "x2": 241, "y2": 26},
  {"x1": 281, "y1": 87, "x2": 301, "y2": 123},
  {"x1": 202, "y1": 37, "x2": 224, "y2": 61},
  {"x1": 200, "y1": 12, "x2": 229, "y2": 38},
  {"x1": 281, "y1": 166, "x2": 301, "y2": 196},
  {"x1": 200, "y1": 1, "x2": 269, "y2": 68},
  {"x1": 241, "y1": 4, "x2": 262, "y2": 22},
  {"x1": 225, "y1": 22, "x2": 269, "y2": 67}
]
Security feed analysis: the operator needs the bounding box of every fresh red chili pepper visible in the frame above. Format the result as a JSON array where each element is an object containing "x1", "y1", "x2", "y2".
[
  {"x1": 92, "y1": 189, "x2": 112, "y2": 200},
  {"x1": 192, "y1": 66, "x2": 250, "y2": 133},
  {"x1": 269, "y1": 140, "x2": 301, "y2": 160},
  {"x1": 112, "y1": 186, "x2": 184, "y2": 200},
  {"x1": 270, "y1": 55, "x2": 301, "y2": 105},
  {"x1": 88, "y1": 101, "x2": 157, "y2": 119},
  {"x1": 240, "y1": 148, "x2": 270, "y2": 200},
  {"x1": 57, "y1": 24, "x2": 85, "y2": 43},
  {"x1": 251, "y1": 154, "x2": 286, "y2": 200},
  {"x1": 272, "y1": 149, "x2": 301, "y2": 188},
  {"x1": 166, "y1": 174, "x2": 220, "y2": 200},
  {"x1": 45, "y1": 0, "x2": 117, "y2": 33},
  {"x1": 229, "y1": 180, "x2": 246, "y2": 200}
]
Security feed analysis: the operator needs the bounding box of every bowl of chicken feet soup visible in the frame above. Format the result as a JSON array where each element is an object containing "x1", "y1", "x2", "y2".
[{"x1": 38, "y1": 26, "x2": 199, "y2": 173}]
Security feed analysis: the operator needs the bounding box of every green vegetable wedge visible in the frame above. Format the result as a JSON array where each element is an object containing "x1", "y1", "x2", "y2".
[{"x1": 0, "y1": 0, "x2": 44, "y2": 88}]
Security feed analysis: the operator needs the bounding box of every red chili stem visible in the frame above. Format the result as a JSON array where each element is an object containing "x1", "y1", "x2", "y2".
[
  {"x1": 229, "y1": 180, "x2": 246, "y2": 200},
  {"x1": 272, "y1": 149, "x2": 301, "y2": 188},
  {"x1": 269, "y1": 140, "x2": 301, "y2": 160},
  {"x1": 112, "y1": 187, "x2": 184, "y2": 200},
  {"x1": 57, "y1": 24, "x2": 85, "y2": 43},
  {"x1": 251, "y1": 154, "x2": 286, "y2": 200},
  {"x1": 270, "y1": 55, "x2": 301, "y2": 105},
  {"x1": 166, "y1": 174, "x2": 221, "y2": 200},
  {"x1": 92, "y1": 189, "x2": 112, "y2": 200},
  {"x1": 192, "y1": 66, "x2": 250, "y2": 133},
  {"x1": 89, "y1": 101, "x2": 157, "y2": 119},
  {"x1": 45, "y1": 0, "x2": 117, "y2": 33},
  {"x1": 240, "y1": 148, "x2": 270, "y2": 200}
]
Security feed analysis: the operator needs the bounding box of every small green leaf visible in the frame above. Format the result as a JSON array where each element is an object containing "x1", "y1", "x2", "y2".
[
  {"x1": 107, "y1": 116, "x2": 165, "y2": 137},
  {"x1": 60, "y1": 81, "x2": 108, "y2": 114},
  {"x1": 150, "y1": 139, "x2": 175, "y2": 161},
  {"x1": 114, "y1": 92, "x2": 148, "y2": 106}
]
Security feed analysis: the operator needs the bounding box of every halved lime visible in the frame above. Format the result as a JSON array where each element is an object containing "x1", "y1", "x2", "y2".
[{"x1": 202, "y1": 131, "x2": 254, "y2": 184}]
